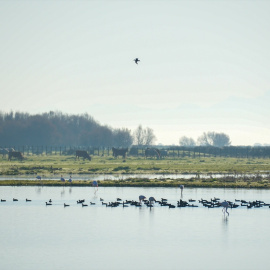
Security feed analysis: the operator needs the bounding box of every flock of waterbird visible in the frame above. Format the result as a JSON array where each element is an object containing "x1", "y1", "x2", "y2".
[
  {"x1": 1, "y1": 178, "x2": 268, "y2": 216},
  {"x1": 1, "y1": 194, "x2": 270, "y2": 215}
]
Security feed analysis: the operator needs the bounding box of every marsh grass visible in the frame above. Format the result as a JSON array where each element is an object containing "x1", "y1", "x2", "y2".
[
  {"x1": 0, "y1": 155, "x2": 269, "y2": 175},
  {"x1": 0, "y1": 155, "x2": 269, "y2": 188},
  {"x1": 0, "y1": 177, "x2": 269, "y2": 188}
]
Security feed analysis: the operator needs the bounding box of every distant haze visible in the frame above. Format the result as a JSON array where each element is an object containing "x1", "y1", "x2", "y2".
[{"x1": 0, "y1": 1, "x2": 269, "y2": 146}]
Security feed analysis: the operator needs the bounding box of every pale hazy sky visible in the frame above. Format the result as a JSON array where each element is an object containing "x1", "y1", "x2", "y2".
[{"x1": 0, "y1": 0, "x2": 269, "y2": 146}]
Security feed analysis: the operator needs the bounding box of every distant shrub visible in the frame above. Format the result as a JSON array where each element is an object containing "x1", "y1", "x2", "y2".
[{"x1": 113, "y1": 166, "x2": 130, "y2": 171}]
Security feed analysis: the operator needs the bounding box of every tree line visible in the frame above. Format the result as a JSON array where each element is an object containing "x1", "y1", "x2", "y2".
[
  {"x1": 179, "y1": 132, "x2": 231, "y2": 147},
  {"x1": 2, "y1": 145, "x2": 270, "y2": 159},
  {"x1": 0, "y1": 111, "x2": 157, "y2": 147},
  {"x1": 0, "y1": 111, "x2": 265, "y2": 149}
]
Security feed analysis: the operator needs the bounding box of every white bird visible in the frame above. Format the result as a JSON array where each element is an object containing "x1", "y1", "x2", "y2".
[{"x1": 134, "y1": 58, "x2": 140, "y2": 64}]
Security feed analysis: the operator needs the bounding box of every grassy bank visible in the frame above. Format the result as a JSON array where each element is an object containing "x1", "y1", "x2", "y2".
[
  {"x1": 0, "y1": 177, "x2": 270, "y2": 189},
  {"x1": 0, "y1": 155, "x2": 269, "y2": 188},
  {"x1": 0, "y1": 155, "x2": 270, "y2": 176}
]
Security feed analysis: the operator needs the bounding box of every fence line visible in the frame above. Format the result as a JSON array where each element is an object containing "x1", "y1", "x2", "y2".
[{"x1": 1, "y1": 145, "x2": 270, "y2": 159}]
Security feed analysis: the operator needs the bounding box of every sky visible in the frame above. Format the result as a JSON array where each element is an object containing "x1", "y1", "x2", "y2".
[{"x1": 0, "y1": 0, "x2": 269, "y2": 146}]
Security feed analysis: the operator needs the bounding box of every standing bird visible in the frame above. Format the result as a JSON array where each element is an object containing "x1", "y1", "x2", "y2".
[
  {"x1": 149, "y1": 197, "x2": 156, "y2": 205},
  {"x1": 134, "y1": 58, "x2": 140, "y2": 64},
  {"x1": 139, "y1": 195, "x2": 146, "y2": 203},
  {"x1": 179, "y1": 185, "x2": 184, "y2": 198},
  {"x1": 221, "y1": 201, "x2": 230, "y2": 216},
  {"x1": 92, "y1": 180, "x2": 98, "y2": 194}
]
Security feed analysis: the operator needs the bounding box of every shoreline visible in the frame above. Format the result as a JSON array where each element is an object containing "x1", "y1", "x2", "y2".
[{"x1": 0, "y1": 178, "x2": 269, "y2": 189}]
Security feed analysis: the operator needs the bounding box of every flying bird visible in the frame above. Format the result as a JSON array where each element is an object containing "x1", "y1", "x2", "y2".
[{"x1": 134, "y1": 58, "x2": 140, "y2": 64}]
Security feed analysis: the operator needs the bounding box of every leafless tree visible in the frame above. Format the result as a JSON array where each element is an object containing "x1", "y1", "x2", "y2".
[
  {"x1": 133, "y1": 125, "x2": 156, "y2": 146},
  {"x1": 113, "y1": 128, "x2": 133, "y2": 147},
  {"x1": 179, "y1": 136, "x2": 196, "y2": 146},
  {"x1": 197, "y1": 131, "x2": 231, "y2": 147}
]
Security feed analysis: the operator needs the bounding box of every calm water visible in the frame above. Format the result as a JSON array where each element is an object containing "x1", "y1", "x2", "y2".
[{"x1": 0, "y1": 186, "x2": 269, "y2": 270}]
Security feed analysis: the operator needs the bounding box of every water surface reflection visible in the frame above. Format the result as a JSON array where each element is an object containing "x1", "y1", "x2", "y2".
[{"x1": 0, "y1": 186, "x2": 269, "y2": 270}]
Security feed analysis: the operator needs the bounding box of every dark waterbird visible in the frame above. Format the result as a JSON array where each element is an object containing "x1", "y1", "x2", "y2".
[
  {"x1": 26, "y1": 199, "x2": 31, "y2": 202},
  {"x1": 77, "y1": 199, "x2": 85, "y2": 204},
  {"x1": 177, "y1": 199, "x2": 189, "y2": 207},
  {"x1": 13, "y1": 198, "x2": 18, "y2": 201},
  {"x1": 64, "y1": 203, "x2": 70, "y2": 207},
  {"x1": 46, "y1": 202, "x2": 52, "y2": 206},
  {"x1": 122, "y1": 201, "x2": 129, "y2": 207}
]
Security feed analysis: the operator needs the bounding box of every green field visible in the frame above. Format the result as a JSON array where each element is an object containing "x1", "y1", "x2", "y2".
[{"x1": 0, "y1": 154, "x2": 270, "y2": 188}]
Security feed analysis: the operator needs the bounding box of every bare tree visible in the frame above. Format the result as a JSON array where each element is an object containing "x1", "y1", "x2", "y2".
[
  {"x1": 212, "y1": 132, "x2": 231, "y2": 147},
  {"x1": 197, "y1": 131, "x2": 231, "y2": 147},
  {"x1": 133, "y1": 125, "x2": 145, "y2": 146},
  {"x1": 113, "y1": 128, "x2": 133, "y2": 147},
  {"x1": 179, "y1": 136, "x2": 196, "y2": 146},
  {"x1": 197, "y1": 132, "x2": 211, "y2": 146},
  {"x1": 133, "y1": 125, "x2": 156, "y2": 146},
  {"x1": 144, "y1": 127, "x2": 157, "y2": 146}
]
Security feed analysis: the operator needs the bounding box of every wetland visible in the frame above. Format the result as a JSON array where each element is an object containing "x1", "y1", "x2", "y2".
[{"x1": 0, "y1": 155, "x2": 269, "y2": 188}]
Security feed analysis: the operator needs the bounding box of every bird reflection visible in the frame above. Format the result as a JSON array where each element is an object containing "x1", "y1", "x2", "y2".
[{"x1": 222, "y1": 215, "x2": 229, "y2": 232}]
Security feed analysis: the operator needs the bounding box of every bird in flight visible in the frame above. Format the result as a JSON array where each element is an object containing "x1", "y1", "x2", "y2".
[{"x1": 134, "y1": 58, "x2": 140, "y2": 64}]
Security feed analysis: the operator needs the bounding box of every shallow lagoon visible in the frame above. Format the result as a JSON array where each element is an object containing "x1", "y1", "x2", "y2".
[{"x1": 0, "y1": 186, "x2": 269, "y2": 270}]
